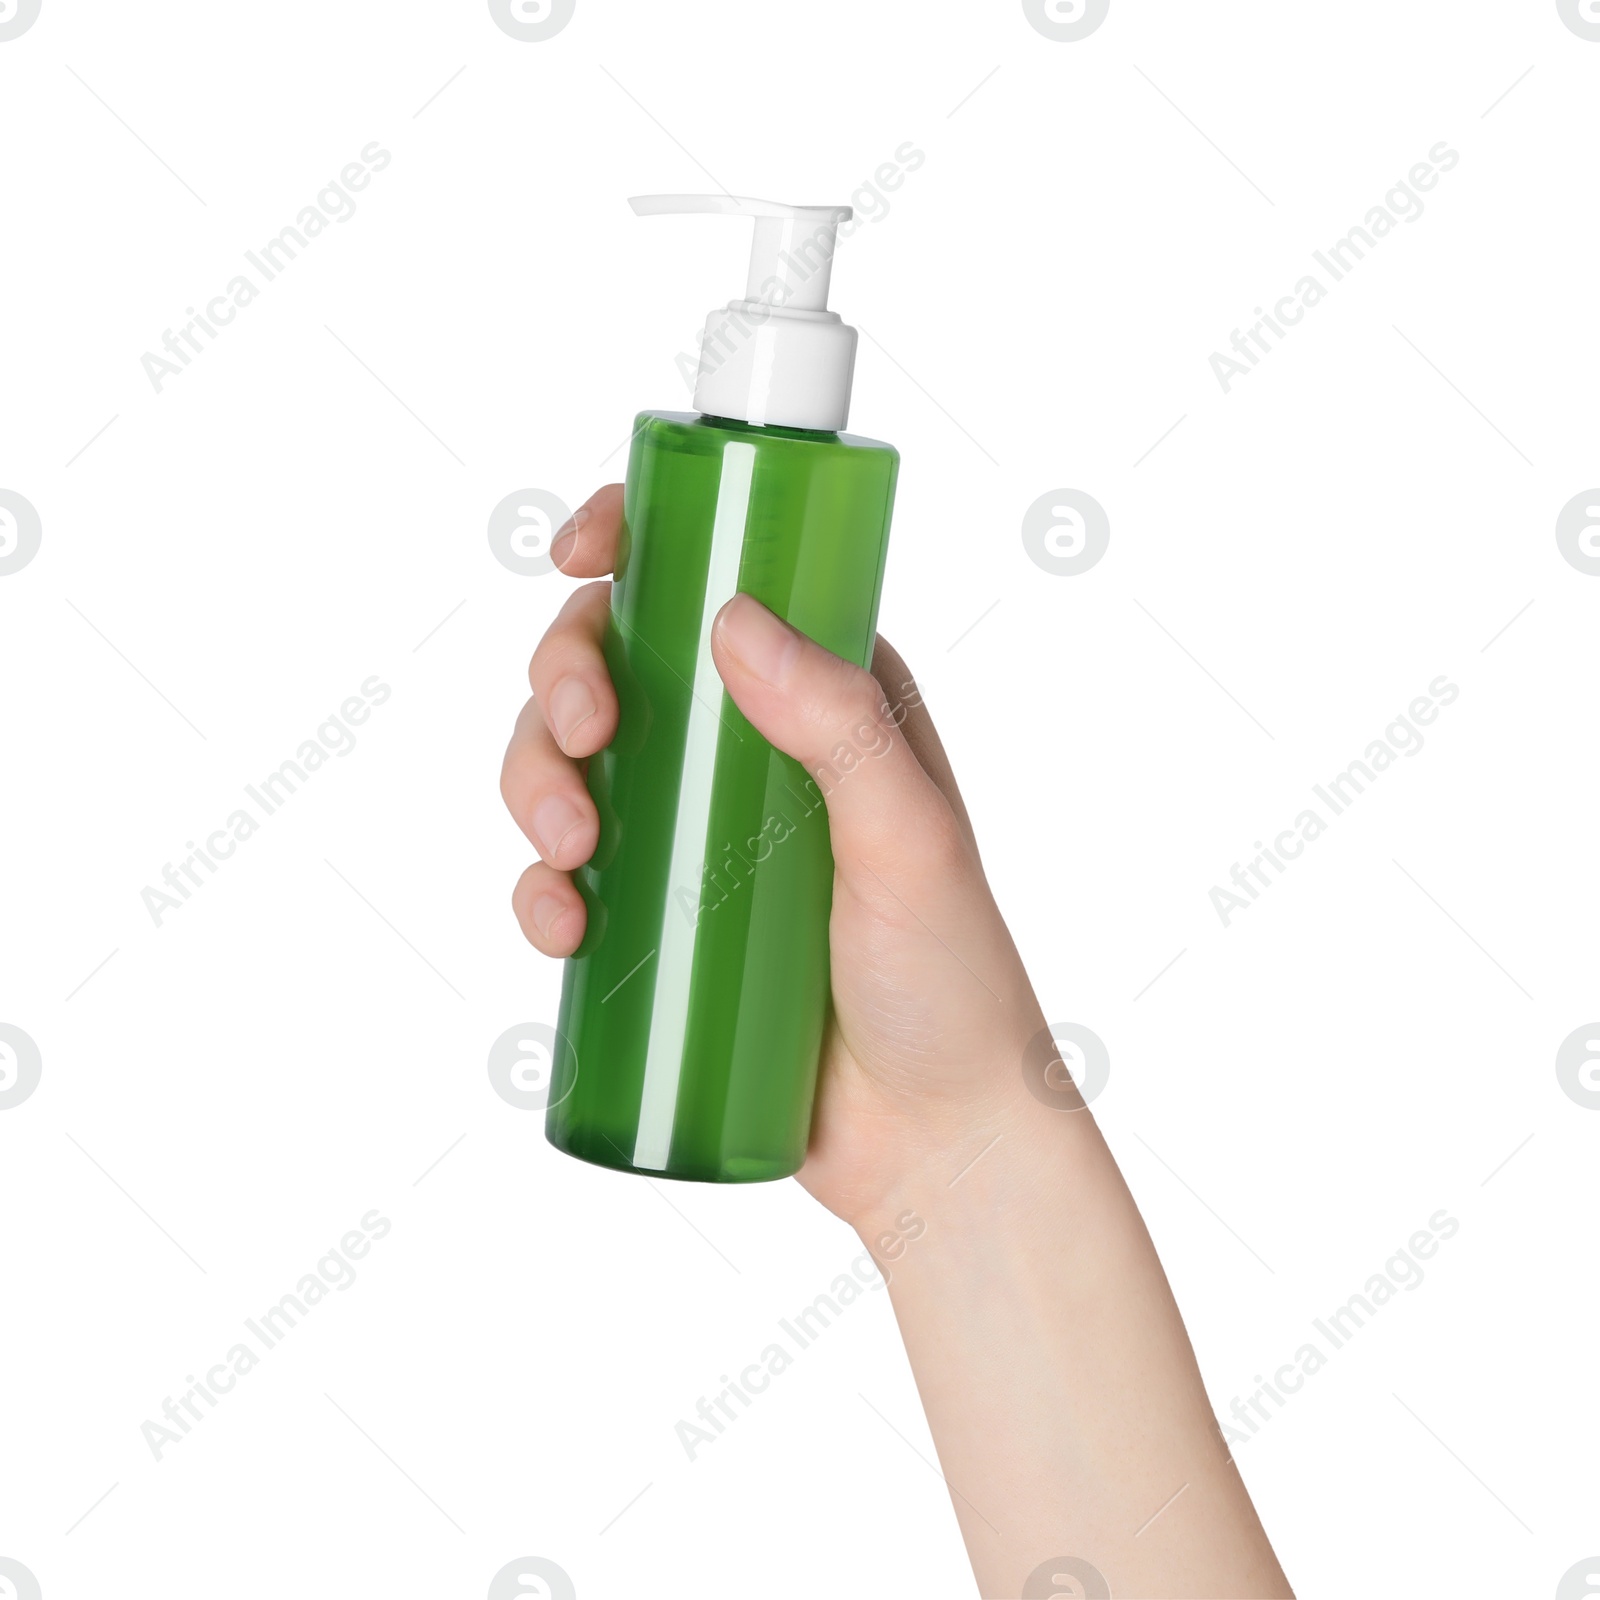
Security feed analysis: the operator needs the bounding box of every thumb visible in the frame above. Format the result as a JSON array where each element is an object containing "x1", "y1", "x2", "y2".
[{"x1": 710, "y1": 593, "x2": 964, "y2": 890}]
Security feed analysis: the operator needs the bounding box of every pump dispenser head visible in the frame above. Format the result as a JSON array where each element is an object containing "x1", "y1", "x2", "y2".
[{"x1": 630, "y1": 194, "x2": 857, "y2": 432}]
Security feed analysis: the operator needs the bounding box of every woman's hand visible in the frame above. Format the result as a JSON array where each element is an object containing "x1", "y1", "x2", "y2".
[
  {"x1": 500, "y1": 482, "x2": 1293, "y2": 1599},
  {"x1": 499, "y1": 482, "x2": 1052, "y2": 1228}
]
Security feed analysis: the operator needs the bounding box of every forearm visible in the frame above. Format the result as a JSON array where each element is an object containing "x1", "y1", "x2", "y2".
[{"x1": 861, "y1": 1091, "x2": 1292, "y2": 1600}]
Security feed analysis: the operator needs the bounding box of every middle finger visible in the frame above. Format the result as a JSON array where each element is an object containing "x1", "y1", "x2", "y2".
[{"x1": 500, "y1": 696, "x2": 600, "y2": 870}]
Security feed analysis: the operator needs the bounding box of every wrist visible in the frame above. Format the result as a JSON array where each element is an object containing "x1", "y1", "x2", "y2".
[{"x1": 848, "y1": 1080, "x2": 1107, "y2": 1278}]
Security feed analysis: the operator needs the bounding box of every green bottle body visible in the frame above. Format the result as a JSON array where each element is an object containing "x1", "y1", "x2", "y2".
[{"x1": 546, "y1": 410, "x2": 898, "y2": 1182}]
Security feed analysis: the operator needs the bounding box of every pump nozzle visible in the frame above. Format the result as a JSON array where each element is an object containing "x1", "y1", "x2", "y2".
[
  {"x1": 629, "y1": 195, "x2": 852, "y2": 312},
  {"x1": 630, "y1": 193, "x2": 859, "y2": 431}
]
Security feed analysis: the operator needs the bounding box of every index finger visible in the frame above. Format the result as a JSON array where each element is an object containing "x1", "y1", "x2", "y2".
[{"x1": 552, "y1": 483, "x2": 625, "y2": 576}]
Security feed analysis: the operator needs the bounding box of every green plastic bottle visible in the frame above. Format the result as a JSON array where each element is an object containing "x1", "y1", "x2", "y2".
[{"x1": 546, "y1": 195, "x2": 898, "y2": 1182}]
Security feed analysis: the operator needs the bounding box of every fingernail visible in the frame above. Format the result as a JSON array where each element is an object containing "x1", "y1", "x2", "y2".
[
  {"x1": 531, "y1": 793, "x2": 583, "y2": 862},
  {"x1": 532, "y1": 894, "x2": 566, "y2": 941},
  {"x1": 548, "y1": 677, "x2": 597, "y2": 753},
  {"x1": 550, "y1": 505, "x2": 589, "y2": 568},
  {"x1": 719, "y1": 593, "x2": 801, "y2": 686}
]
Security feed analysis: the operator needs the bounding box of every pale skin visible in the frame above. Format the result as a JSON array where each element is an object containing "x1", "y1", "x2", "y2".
[{"x1": 501, "y1": 483, "x2": 1293, "y2": 1600}]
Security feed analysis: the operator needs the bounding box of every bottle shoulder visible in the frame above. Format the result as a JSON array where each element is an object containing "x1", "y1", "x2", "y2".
[{"x1": 631, "y1": 409, "x2": 898, "y2": 462}]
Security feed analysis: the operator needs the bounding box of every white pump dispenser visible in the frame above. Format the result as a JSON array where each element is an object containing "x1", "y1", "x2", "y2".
[{"x1": 629, "y1": 195, "x2": 858, "y2": 432}]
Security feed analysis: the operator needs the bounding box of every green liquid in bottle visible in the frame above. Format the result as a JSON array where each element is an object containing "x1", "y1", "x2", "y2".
[{"x1": 545, "y1": 411, "x2": 897, "y2": 1181}]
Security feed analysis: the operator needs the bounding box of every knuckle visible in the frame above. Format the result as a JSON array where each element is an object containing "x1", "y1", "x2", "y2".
[
  {"x1": 803, "y1": 664, "x2": 902, "y2": 794},
  {"x1": 562, "y1": 578, "x2": 611, "y2": 619},
  {"x1": 527, "y1": 638, "x2": 563, "y2": 696},
  {"x1": 530, "y1": 582, "x2": 611, "y2": 694},
  {"x1": 836, "y1": 665, "x2": 895, "y2": 743},
  {"x1": 498, "y1": 752, "x2": 522, "y2": 811},
  {"x1": 499, "y1": 722, "x2": 537, "y2": 810}
]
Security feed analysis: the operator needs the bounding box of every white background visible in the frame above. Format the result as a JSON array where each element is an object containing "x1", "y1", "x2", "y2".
[{"x1": 2, "y1": 2, "x2": 1597, "y2": 1596}]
